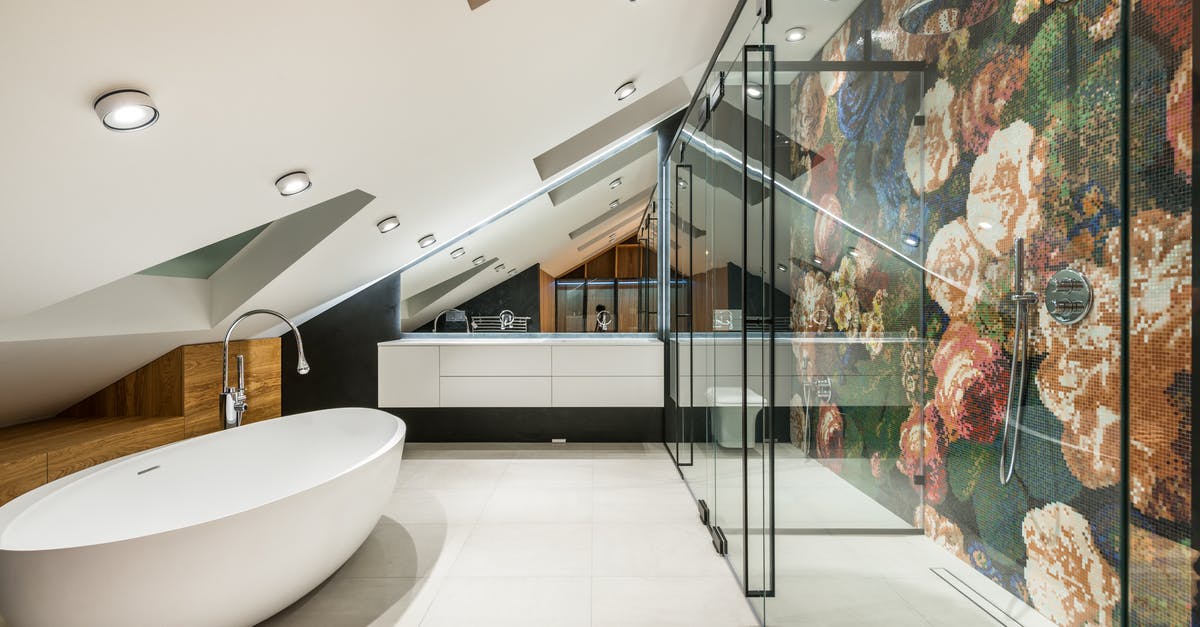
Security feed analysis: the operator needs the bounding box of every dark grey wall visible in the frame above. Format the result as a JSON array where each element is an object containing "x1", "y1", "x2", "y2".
[{"x1": 282, "y1": 273, "x2": 401, "y2": 414}]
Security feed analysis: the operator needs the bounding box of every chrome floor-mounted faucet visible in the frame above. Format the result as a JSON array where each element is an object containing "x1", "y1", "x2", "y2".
[
  {"x1": 1000, "y1": 238, "x2": 1038, "y2": 484},
  {"x1": 220, "y1": 309, "x2": 310, "y2": 429}
]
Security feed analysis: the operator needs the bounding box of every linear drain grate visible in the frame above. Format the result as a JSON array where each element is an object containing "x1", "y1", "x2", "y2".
[{"x1": 930, "y1": 568, "x2": 1025, "y2": 627}]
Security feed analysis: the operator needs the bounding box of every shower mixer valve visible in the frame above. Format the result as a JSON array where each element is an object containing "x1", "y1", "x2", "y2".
[{"x1": 1044, "y1": 268, "x2": 1093, "y2": 324}]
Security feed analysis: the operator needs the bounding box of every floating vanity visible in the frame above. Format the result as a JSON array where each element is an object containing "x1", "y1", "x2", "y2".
[{"x1": 378, "y1": 334, "x2": 664, "y2": 409}]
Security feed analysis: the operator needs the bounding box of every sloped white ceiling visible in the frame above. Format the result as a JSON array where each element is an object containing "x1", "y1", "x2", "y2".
[{"x1": 0, "y1": 0, "x2": 740, "y2": 425}]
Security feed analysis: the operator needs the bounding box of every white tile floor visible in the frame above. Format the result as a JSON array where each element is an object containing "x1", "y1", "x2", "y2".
[
  {"x1": 260, "y1": 443, "x2": 760, "y2": 627},
  {"x1": 0, "y1": 442, "x2": 1059, "y2": 627}
]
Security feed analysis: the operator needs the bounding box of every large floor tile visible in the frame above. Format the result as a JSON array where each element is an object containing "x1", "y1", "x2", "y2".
[
  {"x1": 384, "y1": 488, "x2": 494, "y2": 524},
  {"x1": 259, "y1": 577, "x2": 438, "y2": 627},
  {"x1": 340, "y1": 520, "x2": 471, "y2": 579},
  {"x1": 594, "y1": 483, "x2": 701, "y2": 523},
  {"x1": 419, "y1": 577, "x2": 591, "y2": 627},
  {"x1": 593, "y1": 523, "x2": 730, "y2": 577},
  {"x1": 765, "y1": 575, "x2": 931, "y2": 627},
  {"x1": 496, "y1": 459, "x2": 594, "y2": 487},
  {"x1": 450, "y1": 523, "x2": 592, "y2": 577},
  {"x1": 593, "y1": 458, "x2": 683, "y2": 488},
  {"x1": 478, "y1": 486, "x2": 594, "y2": 523},
  {"x1": 591, "y1": 576, "x2": 759, "y2": 627},
  {"x1": 396, "y1": 459, "x2": 512, "y2": 490}
]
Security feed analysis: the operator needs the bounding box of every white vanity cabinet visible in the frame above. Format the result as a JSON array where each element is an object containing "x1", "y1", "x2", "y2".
[{"x1": 378, "y1": 337, "x2": 663, "y2": 408}]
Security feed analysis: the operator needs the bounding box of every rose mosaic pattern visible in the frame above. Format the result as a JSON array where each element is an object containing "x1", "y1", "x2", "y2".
[
  {"x1": 1023, "y1": 504, "x2": 1121, "y2": 626},
  {"x1": 965, "y1": 120, "x2": 1047, "y2": 255},
  {"x1": 786, "y1": 0, "x2": 1193, "y2": 623}
]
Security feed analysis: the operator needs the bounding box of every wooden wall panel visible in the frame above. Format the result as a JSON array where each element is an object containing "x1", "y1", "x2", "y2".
[
  {"x1": 0, "y1": 338, "x2": 282, "y2": 505},
  {"x1": 615, "y1": 244, "x2": 643, "y2": 279},
  {"x1": 182, "y1": 339, "x2": 281, "y2": 437},
  {"x1": 47, "y1": 416, "x2": 186, "y2": 480},
  {"x1": 539, "y1": 270, "x2": 556, "y2": 333},
  {"x1": 0, "y1": 453, "x2": 47, "y2": 504},
  {"x1": 60, "y1": 347, "x2": 183, "y2": 418},
  {"x1": 585, "y1": 249, "x2": 616, "y2": 278}
]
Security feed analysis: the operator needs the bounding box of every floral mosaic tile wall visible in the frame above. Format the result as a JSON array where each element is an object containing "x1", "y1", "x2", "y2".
[{"x1": 786, "y1": 0, "x2": 1193, "y2": 624}]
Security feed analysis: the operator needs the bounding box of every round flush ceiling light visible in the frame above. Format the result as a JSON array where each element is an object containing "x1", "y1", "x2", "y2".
[
  {"x1": 508, "y1": 268, "x2": 517, "y2": 275},
  {"x1": 495, "y1": 263, "x2": 506, "y2": 272},
  {"x1": 615, "y1": 81, "x2": 637, "y2": 101},
  {"x1": 472, "y1": 256, "x2": 486, "y2": 266},
  {"x1": 275, "y1": 171, "x2": 312, "y2": 196},
  {"x1": 610, "y1": 178, "x2": 622, "y2": 189},
  {"x1": 609, "y1": 199, "x2": 620, "y2": 209},
  {"x1": 377, "y1": 216, "x2": 400, "y2": 233},
  {"x1": 417, "y1": 234, "x2": 437, "y2": 248},
  {"x1": 450, "y1": 247, "x2": 466, "y2": 259},
  {"x1": 746, "y1": 83, "x2": 764, "y2": 99},
  {"x1": 94, "y1": 89, "x2": 159, "y2": 131},
  {"x1": 785, "y1": 27, "x2": 808, "y2": 42}
]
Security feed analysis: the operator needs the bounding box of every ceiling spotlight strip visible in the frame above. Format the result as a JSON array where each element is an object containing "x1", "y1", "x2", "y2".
[
  {"x1": 275, "y1": 171, "x2": 312, "y2": 196},
  {"x1": 377, "y1": 216, "x2": 400, "y2": 233},
  {"x1": 392, "y1": 122, "x2": 664, "y2": 276},
  {"x1": 94, "y1": 89, "x2": 159, "y2": 132},
  {"x1": 615, "y1": 81, "x2": 637, "y2": 101}
]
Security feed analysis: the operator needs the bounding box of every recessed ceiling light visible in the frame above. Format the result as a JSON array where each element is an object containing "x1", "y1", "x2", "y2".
[
  {"x1": 418, "y1": 234, "x2": 437, "y2": 248},
  {"x1": 609, "y1": 199, "x2": 620, "y2": 209},
  {"x1": 746, "y1": 83, "x2": 764, "y2": 99},
  {"x1": 785, "y1": 27, "x2": 808, "y2": 42},
  {"x1": 472, "y1": 256, "x2": 485, "y2": 265},
  {"x1": 904, "y1": 233, "x2": 920, "y2": 247},
  {"x1": 508, "y1": 268, "x2": 517, "y2": 275},
  {"x1": 678, "y1": 178, "x2": 688, "y2": 189},
  {"x1": 847, "y1": 246, "x2": 860, "y2": 257},
  {"x1": 93, "y1": 89, "x2": 159, "y2": 131},
  {"x1": 777, "y1": 263, "x2": 787, "y2": 272},
  {"x1": 377, "y1": 216, "x2": 400, "y2": 233},
  {"x1": 812, "y1": 255, "x2": 825, "y2": 265},
  {"x1": 615, "y1": 81, "x2": 637, "y2": 101},
  {"x1": 978, "y1": 221, "x2": 994, "y2": 230},
  {"x1": 275, "y1": 171, "x2": 312, "y2": 196},
  {"x1": 610, "y1": 178, "x2": 622, "y2": 189},
  {"x1": 495, "y1": 263, "x2": 506, "y2": 272},
  {"x1": 450, "y1": 247, "x2": 466, "y2": 258}
]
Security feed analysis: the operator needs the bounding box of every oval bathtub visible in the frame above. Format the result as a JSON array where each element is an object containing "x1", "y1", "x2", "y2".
[{"x1": 0, "y1": 407, "x2": 406, "y2": 627}]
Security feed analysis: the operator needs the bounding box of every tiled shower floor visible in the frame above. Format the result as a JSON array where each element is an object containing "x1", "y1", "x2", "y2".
[{"x1": 678, "y1": 442, "x2": 1057, "y2": 626}]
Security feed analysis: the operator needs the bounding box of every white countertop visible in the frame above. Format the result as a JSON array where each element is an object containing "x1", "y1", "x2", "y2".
[{"x1": 379, "y1": 334, "x2": 662, "y2": 347}]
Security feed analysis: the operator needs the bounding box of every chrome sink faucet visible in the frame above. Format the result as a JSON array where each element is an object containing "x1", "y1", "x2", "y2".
[{"x1": 220, "y1": 309, "x2": 310, "y2": 429}]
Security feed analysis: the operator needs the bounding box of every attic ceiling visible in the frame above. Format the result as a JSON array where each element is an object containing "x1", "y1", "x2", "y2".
[{"x1": 0, "y1": 0, "x2": 856, "y2": 426}]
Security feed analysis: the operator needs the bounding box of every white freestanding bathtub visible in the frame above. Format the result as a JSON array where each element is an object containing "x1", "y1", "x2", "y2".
[{"x1": 0, "y1": 407, "x2": 405, "y2": 627}]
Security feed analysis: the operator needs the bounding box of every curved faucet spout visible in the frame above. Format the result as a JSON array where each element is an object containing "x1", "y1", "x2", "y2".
[{"x1": 222, "y1": 309, "x2": 310, "y2": 392}]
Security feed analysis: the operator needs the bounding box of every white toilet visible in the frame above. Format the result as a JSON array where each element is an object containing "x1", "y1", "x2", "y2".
[{"x1": 706, "y1": 386, "x2": 765, "y2": 448}]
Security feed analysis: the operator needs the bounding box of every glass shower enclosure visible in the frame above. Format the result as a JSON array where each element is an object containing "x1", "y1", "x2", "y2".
[{"x1": 660, "y1": 0, "x2": 1194, "y2": 625}]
